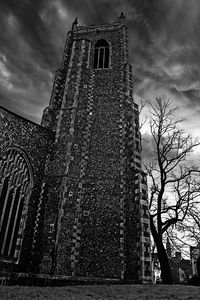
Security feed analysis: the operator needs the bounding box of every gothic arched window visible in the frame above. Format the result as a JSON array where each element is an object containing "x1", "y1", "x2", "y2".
[
  {"x1": 0, "y1": 148, "x2": 33, "y2": 263},
  {"x1": 93, "y1": 39, "x2": 110, "y2": 69}
]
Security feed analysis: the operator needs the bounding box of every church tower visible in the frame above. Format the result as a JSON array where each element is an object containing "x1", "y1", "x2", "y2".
[{"x1": 38, "y1": 16, "x2": 151, "y2": 282}]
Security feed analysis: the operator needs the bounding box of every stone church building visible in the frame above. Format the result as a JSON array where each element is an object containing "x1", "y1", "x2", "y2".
[{"x1": 0, "y1": 16, "x2": 151, "y2": 283}]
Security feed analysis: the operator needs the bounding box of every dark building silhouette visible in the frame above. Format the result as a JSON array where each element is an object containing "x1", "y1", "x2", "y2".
[
  {"x1": 153, "y1": 239, "x2": 192, "y2": 284},
  {"x1": 166, "y1": 239, "x2": 192, "y2": 283},
  {"x1": 0, "y1": 16, "x2": 151, "y2": 282}
]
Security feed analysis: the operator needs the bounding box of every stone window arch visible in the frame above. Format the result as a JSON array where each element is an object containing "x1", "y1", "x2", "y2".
[
  {"x1": 93, "y1": 39, "x2": 110, "y2": 69},
  {"x1": 0, "y1": 147, "x2": 33, "y2": 263}
]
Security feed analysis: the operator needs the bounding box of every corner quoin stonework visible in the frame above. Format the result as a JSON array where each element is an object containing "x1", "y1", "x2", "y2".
[{"x1": 39, "y1": 18, "x2": 151, "y2": 282}]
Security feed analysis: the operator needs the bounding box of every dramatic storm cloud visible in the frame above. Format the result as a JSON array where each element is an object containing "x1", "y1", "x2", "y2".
[{"x1": 0, "y1": 0, "x2": 200, "y2": 138}]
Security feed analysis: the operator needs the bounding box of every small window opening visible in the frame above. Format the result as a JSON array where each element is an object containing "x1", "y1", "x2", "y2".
[{"x1": 49, "y1": 224, "x2": 54, "y2": 233}]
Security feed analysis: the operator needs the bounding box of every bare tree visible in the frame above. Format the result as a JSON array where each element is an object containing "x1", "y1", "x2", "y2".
[
  {"x1": 144, "y1": 97, "x2": 200, "y2": 284},
  {"x1": 187, "y1": 208, "x2": 200, "y2": 243},
  {"x1": 175, "y1": 205, "x2": 200, "y2": 247}
]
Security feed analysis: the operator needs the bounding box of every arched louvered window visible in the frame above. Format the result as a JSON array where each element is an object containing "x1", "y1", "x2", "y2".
[
  {"x1": 0, "y1": 148, "x2": 33, "y2": 263},
  {"x1": 93, "y1": 39, "x2": 110, "y2": 69}
]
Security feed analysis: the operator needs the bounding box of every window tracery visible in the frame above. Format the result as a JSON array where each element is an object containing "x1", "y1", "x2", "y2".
[
  {"x1": 93, "y1": 39, "x2": 110, "y2": 69},
  {"x1": 0, "y1": 148, "x2": 33, "y2": 262}
]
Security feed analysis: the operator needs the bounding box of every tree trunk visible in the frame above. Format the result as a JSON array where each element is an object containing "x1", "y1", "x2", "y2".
[
  {"x1": 155, "y1": 237, "x2": 172, "y2": 284},
  {"x1": 150, "y1": 215, "x2": 172, "y2": 284}
]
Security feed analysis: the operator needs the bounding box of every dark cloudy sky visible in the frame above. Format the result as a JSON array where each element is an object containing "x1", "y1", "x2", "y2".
[{"x1": 0, "y1": 0, "x2": 200, "y2": 141}]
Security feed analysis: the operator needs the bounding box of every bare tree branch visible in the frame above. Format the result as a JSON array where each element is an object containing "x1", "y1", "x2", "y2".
[{"x1": 145, "y1": 96, "x2": 200, "y2": 284}]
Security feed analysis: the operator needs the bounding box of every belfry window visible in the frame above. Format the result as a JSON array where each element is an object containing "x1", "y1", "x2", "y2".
[
  {"x1": 0, "y1": 148, "x2": 33, "y2": 262},
  {"x1": 93, "y1": 39, "x2": 110, "y2": 69}
]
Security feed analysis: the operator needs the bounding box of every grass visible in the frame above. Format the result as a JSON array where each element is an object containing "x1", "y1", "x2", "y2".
[{"x1": 0, "y1": 284, "x2": 200, "y2": 300}]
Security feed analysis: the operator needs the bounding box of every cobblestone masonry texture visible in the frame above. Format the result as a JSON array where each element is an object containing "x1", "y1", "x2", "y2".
[
  {"x1": 0, "y1": 108, "x2": 53, "y2": 273},
  {"x1": 40, "y1": 21, "x2": 151, "y2": 282},
  {"x1": 0, "y1": 19, "x2": 151, "y2": 282}
]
